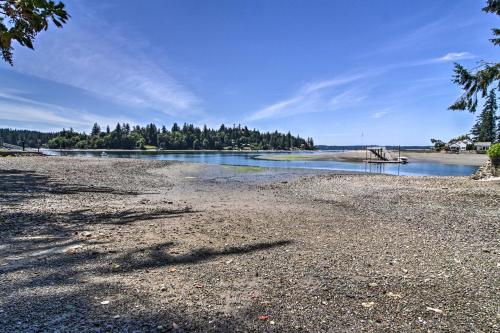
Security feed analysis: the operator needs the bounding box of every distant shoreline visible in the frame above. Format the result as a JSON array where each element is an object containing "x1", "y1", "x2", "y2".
[
  {"x1": 255, "y1": 149, "x2": 488, "y2": 166},
  {"x1": 41, "y1": 148, "x2": 312, "y2": 153}
]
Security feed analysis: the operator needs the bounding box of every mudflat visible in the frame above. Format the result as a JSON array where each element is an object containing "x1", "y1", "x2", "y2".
[
  {"x1": 256, "y1": 150, "x2": 489, "y2": 166},
  {"x1": 0, "y1": 157, "x2": 498, "y2": 332}
]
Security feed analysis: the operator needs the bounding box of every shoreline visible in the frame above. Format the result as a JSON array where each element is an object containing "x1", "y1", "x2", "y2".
[
  {"x1": 255, "y1": 149, "x2": 489, "y2": 166},
  {"x1": 0, "y1": 156, "x2": 498, "y2": 332}
]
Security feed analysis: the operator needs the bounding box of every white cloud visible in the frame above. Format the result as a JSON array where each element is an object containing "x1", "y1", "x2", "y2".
[
  {"x1": 11, "y1": 8, "x2": 202, "y2": 117},
  {"x1": 432, "y1": 52, "x2": 475, "y2": 62},
  {"x1": 247, "y1": 74, "x2": 368, "y2": 121},
  {"x1": 0, "y1": 91, "x2": 135, "y2": 131},
  {"x1": 371, "y1": 110, "x2": 389, "y2": 119}
]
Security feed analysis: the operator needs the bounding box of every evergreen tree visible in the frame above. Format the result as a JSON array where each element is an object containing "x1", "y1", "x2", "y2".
[
  {"x1": 450, "y1": 1, "x2": 499, "y2": 112},
  {"x1": 91, "y1": 123, "x2": 101, "y2": 136},
  {"x1": 471, "y1": 89, "x2": 498, "y2": 142}
]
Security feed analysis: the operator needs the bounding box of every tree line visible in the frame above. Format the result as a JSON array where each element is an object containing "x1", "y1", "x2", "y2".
[
  {"x1": 0, "y1": 128, "x2": 57, "y2": 148},
  {"x1": 43, "y1": 123, "x2": 314, "y2": 150}
]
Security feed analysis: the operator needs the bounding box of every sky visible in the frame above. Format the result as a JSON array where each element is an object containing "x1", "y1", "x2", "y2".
[{"x1": 0, "y1": 0, "x2": 498, "y2": 145}]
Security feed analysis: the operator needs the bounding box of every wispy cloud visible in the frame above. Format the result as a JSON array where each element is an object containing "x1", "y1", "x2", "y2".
[
  {"x1": 431, "y1": 52, "x2": 475, "y2": 62},
  {"x1": 247, "y1": 73, "x2": 369, "y2": 121},
  {"x1": 371, "y1": 108, "x2": 392, "y2": 119},
  {"x1": 10, "y1": 6, "x2": 202, "y2": 117},
  {"x1": 0, "y1": 90, "x2": 135, "y2": 131}
]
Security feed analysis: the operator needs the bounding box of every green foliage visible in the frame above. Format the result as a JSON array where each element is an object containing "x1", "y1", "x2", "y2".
[
  {"x1": 0, "y1": 0, "x2": 69, "y2": 65},
  {"x1": 487, "y1": 142, "x2": 500, "y2": 165},
  {"x1": 430, "y1": 138, "x2": 446, "y2": 151},
  {"x1": 0, "y1": 127, "x2": 57, "y2": 147},
  {"x1": 46, "y1": 123, "x2": 315, "y2": 151},
  {"x1": 471, "y1": 89, "x2": 498, "y2": 141},
  {"x1": 449, "y1": 1, "x2": 499, "y2": 112}
]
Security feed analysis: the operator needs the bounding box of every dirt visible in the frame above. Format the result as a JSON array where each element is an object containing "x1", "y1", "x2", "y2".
[{"x1": 0, "y1": 156, "x2": 498, "y2": 332}]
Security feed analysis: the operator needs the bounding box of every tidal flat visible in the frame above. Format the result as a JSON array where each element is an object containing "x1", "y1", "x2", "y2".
[{"x1": 0, "y1": 156, "x2": 498, "y2": 332}]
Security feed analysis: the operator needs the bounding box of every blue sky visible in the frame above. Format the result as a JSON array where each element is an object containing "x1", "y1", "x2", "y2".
[{"x1": 0, "y1": 0, "x2": 497, "y2": 145}]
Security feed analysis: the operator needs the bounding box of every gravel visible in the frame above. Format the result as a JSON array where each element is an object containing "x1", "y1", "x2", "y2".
[{"x1": 0, "y1": 156, "x2": 499, "y2": 332}]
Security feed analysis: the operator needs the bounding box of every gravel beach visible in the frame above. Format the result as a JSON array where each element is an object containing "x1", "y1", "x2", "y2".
[{"x1": 0, "y1": 156, "x2": 498, "y2": 332}]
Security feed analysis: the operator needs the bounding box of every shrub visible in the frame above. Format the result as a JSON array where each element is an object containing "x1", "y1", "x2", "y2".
[{"x1": 487, "y1": 143, "x2": 500, "y2": 166}]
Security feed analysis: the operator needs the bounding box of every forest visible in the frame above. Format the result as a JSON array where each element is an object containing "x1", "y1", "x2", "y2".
[{"x1": 1, "y1": 123, "x2": 315, "y2": 150}]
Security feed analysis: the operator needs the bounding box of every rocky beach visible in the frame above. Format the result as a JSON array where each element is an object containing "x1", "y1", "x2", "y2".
[{"x1": 0, "y1": 156, "x2": 499, "y2": 332}]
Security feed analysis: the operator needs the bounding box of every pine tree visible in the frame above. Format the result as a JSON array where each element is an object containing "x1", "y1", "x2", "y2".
[
  {"x1": 471, "y1": 89, "x2": 497, "y2": 142},
  {"x1": 91, "y1": 123, "x2": 101, "y2": 136}
]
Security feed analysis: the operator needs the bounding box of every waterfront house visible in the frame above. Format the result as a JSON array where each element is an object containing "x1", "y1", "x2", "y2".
[
  {"x1": 475, "y1": 142, "x2": 491, "y2": 153},
  {"x1": 448, "y1": 141, "x2": 468, "y2": 152}
]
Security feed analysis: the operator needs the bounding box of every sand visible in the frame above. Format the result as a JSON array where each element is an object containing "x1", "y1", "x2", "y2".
[
  {"x1": 256, "y1": 150, "x2": 489, "y2": 166},
  {"x1": 0, "y1": 156, "x2": 498, "y2": 332}
]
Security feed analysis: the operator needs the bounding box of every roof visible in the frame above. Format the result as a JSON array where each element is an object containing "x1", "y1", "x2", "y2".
[{"x1": 475, "y1": 142, "x2": 491, "y2": 146}]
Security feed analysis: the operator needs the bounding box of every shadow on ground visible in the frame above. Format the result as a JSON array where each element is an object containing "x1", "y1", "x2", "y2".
[
  {"x1": 0, "y1": 169, "x2": 141, "y2": 206},
  {"x1": 1, "y1": 239, "x2": 293, "y2": 332}
]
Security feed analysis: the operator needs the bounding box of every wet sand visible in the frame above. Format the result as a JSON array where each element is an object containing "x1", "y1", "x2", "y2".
[
  {"x1": 256, "y1": 150, "x2": 488, "y2": 166},
  {"x1": 0, "y1": 156, "x2": 498, "y2": 332}
]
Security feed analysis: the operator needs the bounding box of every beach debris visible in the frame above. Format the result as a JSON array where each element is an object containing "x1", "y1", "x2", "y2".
[
  {"x1": 82, "y1": 231, "x2": 92, "y2": 238},
  {"x1": 270, "y1": 320, "x2": 276, "y2": 325},
  {"x1": 160, "y1": 284, "x2": 167, "y2": 291},
  {"x1": 100, "y1": 300, "x2": 110, "y2": 305},
  {"x1": 386, "y1": 292, "x2": 402, "y2": 299},
  {"x1": 225, "y1": 259, "x2": 233, "y2": 265},
  {"x1": 194, "y1": 283, "x2": 204, "y2": 288},
  {"x1": 321, "y1": 301, "x2": 328, "y2": 305},
  {"x1": 426, "y1": 306, "x2": 444, "y2": 314},
  {"x1": 111, "y1": 263, "x2": 121, "y2": 269},
  {"x1": 168, "y1": 268, "x2": 177, "y2": 273},
  {"x1": 113, "y1": 315, "x2": 120, "y2": 319},
  {"x1": 361, "y1": 301, "x2": 375, "y2": 308},
  {"x1": 258, "y1": 315, "x2": 269, "y2": 321},
  {"x1": 368, "y1": 282, "x2": 378, "y2": 287}
]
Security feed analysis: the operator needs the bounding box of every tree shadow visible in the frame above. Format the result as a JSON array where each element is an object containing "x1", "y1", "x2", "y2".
[
  {"x1": 107, "y1": 240, "x2": 293, "y2": 273},
  {"x1": 1, "y1": 239, "x2": 293, "y2": 331},
  {"x1": 0, "y1": 279, "x2": 275, "y2": 332},
  {"x1": 0, "y1": 169, "x2": 141, "y2": 207}
]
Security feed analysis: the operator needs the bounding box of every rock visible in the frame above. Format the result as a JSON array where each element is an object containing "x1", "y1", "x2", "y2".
[
  {"x1": 387, "y1": 292, "x2": 403, "y2": 299},
  {"x1": 426, "y1": 306, "x2": 444, "y2": 314},
  {"x1": 471, "y1": 160, "x2": 495, "y2": 180},
  {"x1": 361, "y1": 301, "x2": 375, "y2": 308}
]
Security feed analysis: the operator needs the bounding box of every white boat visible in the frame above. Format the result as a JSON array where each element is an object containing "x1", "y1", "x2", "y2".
[
  {"x1": 100, "y1": 151, "x2": 109, "y2": 157},
  {"x1": 397, "y1": 156, "x2": 408, "y2": 164}
]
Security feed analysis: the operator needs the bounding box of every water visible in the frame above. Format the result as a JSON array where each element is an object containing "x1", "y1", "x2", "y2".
[{"x1": 43, "y1": 150, "x2": 478, "y2": 176}]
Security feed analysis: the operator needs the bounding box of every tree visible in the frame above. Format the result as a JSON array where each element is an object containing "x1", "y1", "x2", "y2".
[
  {"x1": 471, "y1": 89, "x2": 498, "y2": 142},
  {"x1": 430, "y1": 138, "x2": 446, "y2": 151},
  {"x1": 449, "y1": 1, "x2": 499, "y2": 112},
  {"x1": 0, "y1": 0, "x2": 69, "y2": 65},
  {"x1": 91, "y1": 123, "x2": 101, "y2": 136}
]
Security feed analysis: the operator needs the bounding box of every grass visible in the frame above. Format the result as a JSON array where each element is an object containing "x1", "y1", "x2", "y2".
[{"x1": 226, "y1": 165, "x2": 267, "y2": 173}]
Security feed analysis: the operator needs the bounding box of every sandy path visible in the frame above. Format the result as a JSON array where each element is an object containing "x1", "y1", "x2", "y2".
[{"x1": 0, "y1": 157, "x2": 498, "y2": 332}]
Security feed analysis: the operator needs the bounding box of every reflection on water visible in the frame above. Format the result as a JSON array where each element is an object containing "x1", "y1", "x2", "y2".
[{"x1": 44, "y1": 150, "x2": 478, "y2": 177}]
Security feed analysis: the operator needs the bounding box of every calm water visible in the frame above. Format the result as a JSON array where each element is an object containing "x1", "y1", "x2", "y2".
[{"x1": 43, "y1": 150, "x2": 478, "y2": 176}]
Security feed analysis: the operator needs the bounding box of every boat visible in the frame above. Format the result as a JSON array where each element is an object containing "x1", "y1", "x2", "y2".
[
  {"x1": 397, "y1": 156, "x2": 408, "y2": 164},
  {"x1": 100, "y1": 151, "x2": 109, "y2": 157}
]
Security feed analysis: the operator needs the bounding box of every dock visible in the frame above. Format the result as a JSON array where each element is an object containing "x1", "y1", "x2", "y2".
[{"x1": 365, "y1": 146, "x2": 408, "y2": 164}]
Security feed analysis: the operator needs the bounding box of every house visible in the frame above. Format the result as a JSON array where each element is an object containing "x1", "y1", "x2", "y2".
[
  {"x1": 475, "y1": 142, "x2": 491, "y2": 153},
  {"x1": 448, "y1": 141, "x2": 468, "y2": 152}
]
